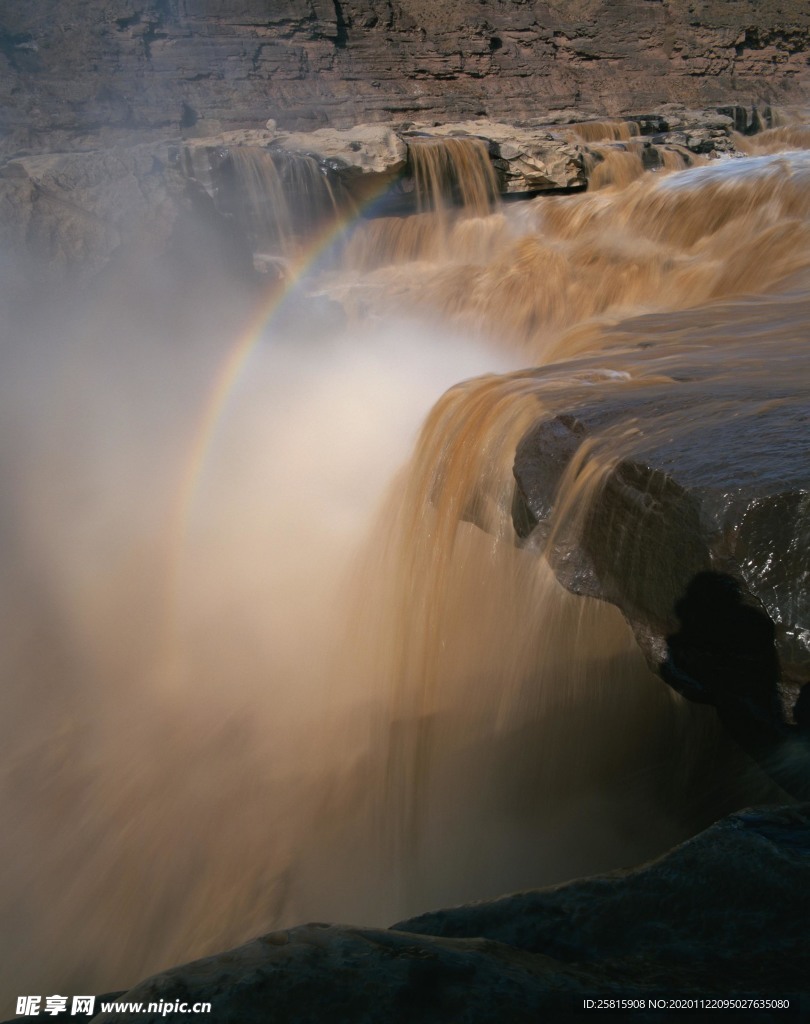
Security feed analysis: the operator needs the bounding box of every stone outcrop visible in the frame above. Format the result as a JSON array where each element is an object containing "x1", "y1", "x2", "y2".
[
  {"x1": 180, "y1": 118, "x2": 588, "y2": 217},
  {"x1": 2, "y1": 1, "x2": 809, "y2": 153},
  {"x1": 273, "y1": 123, "x2": 409, "y2": 178},
  {"x1": 16, "y1": 804, "x2": 805, "y2": 1022},
  {"x1": 512, "y1": 292, "x2": 810, "y2": 794}
]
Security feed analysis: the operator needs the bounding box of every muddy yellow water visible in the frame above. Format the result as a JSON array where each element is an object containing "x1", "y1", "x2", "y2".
[{"x1": 2, "y1": 123, "x2": 808, "y2": 1003}]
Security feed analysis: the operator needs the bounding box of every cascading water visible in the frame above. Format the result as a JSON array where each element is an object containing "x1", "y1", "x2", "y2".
[
  {"x1": 1, "y1": 123, "x2": 808, "y2": 1005},
  {"x1": 570, "y1": 119, "x2": 639, "y2": 143},
  {"x1": 342, "y1": 135, "x2": 499, "y2": 270},
  {"x1": 408, "y1": 135, "x2": 499, "y2": 215},
  {"x1": 183, "y1": 144, "x2": 344, "y2": 266}
]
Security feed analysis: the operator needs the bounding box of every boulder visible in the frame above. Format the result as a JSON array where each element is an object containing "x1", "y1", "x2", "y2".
[
  {"x1": 272, "y1": 123, "x2": 409, "y2": 178},
  {"x1": 512, "y1": 293, "x2": 810, "y2": 793}
]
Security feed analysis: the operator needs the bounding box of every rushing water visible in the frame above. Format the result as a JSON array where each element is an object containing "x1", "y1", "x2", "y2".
[{"x1": 1, "y1": 120, "x2": 808, "y2": 1002}]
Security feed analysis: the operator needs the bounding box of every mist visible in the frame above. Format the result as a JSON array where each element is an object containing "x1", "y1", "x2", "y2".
[{"x1": 1, "y1": 138, "x2": 800, "y2": 1003}]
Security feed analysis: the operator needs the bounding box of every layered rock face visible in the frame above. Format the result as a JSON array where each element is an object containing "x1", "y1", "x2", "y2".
[{"x1": 2, "y1": 0, "x2": 809, "y2": 151}]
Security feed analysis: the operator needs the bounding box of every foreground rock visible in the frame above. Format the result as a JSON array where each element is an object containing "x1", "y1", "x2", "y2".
[
  {"x1": 398, "y1": 804, "x2": 810, "y2": 995},
  {"x1": 512, "y1": 287, "x2": 810, "y2": 794},
  {"x1": 29, "y1": 805, "x2": 805, "y2": 1022}
]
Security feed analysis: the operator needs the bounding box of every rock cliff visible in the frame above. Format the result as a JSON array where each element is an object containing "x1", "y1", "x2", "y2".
[{"x1": 2, "y1": 1, "x2": 809, "y2": 151}]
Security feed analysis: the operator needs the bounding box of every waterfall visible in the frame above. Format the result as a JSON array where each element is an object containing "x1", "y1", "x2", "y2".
[
  {"x1": 407, "y1": 135, "x2": 499, "y2": 215},
  {"x1": 2, "y1": 118, "x2": 809, "y2": 1004},
  {"x1": 344, "y1": 135, "x2": 500, "y2": 270},
  {"x1": 571, "y1": 119, "x2": 640, "y2": 143},
  {"x1": 183, "y1": 145, "x2": 343, "y2": 264}
]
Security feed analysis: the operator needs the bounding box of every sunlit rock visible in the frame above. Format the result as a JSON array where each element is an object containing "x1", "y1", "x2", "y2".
[{"x1": 272, "y1": 123, "x2": 408, "y2": 178}]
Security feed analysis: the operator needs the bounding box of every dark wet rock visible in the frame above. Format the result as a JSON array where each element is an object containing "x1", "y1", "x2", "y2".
[
  {"x1": 397, "y1": 804, "x2": 810, "y2": 998},
  {"x1": 38, "y1": 805, "x2": 806, "y2": 1022},
  {"x1": 512, "y1": 294, "x2": 810, "y2": 793}
]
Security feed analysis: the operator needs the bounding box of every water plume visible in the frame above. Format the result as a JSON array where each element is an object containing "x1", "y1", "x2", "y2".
[
  {"x1": 583, "y1": 142, "x2": 691, "y2": 190},
  {"x1": 584, "y1": 145, "x2": 648, "y2": 190},
  {"x1": 0, "y1": 263, "x2": 530, "y2": 1000},
  {"x1": 734, "y1": 123, "x2": 810, "y2": 154},
  {"x1": 194, "y1": 146, "x2": 343, "y2": 260}
]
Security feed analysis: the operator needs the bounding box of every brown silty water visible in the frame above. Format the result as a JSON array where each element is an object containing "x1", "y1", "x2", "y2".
[{"x1": 1, "y1": 124, "x2": 808, "y2": 1002}]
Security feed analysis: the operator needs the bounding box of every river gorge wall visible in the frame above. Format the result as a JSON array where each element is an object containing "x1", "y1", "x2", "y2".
[{"x1": 2, "y1": 0, "x2": 810, "y2": 151}]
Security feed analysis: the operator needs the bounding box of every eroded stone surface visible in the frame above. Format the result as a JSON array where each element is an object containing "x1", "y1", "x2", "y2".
[{"x1": 273, "y1": 123, "x2": 409, "y2": 177}]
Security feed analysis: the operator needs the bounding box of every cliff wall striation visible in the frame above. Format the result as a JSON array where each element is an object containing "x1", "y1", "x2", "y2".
[{"x1": 2, "y1": 1, "x2": 809, "y2": 147}]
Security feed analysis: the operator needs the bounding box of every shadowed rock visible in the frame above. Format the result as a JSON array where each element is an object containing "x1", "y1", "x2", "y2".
[{"x1": 17, "y1": 805, "x2": 803, "y2": 1023}]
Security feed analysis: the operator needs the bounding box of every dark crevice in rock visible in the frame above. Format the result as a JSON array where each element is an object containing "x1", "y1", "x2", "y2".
[
  {"x1": 332, "y1": 0, "x2": 349, "y2": 48},
  {"x1": 0, "y1": 28, "x2": 40, "y2": 72},
  {"x1": 115, "y1": 15, "x2": 141, "y2": 31},
  {"x1": 179, "y1": 102, "x2": 197, "y2": 128}
]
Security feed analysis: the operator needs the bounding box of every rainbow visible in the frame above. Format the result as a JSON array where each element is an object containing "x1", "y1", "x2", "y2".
[{"x1": 162, "y1": 176, "x2": 398, "y2": 657}]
